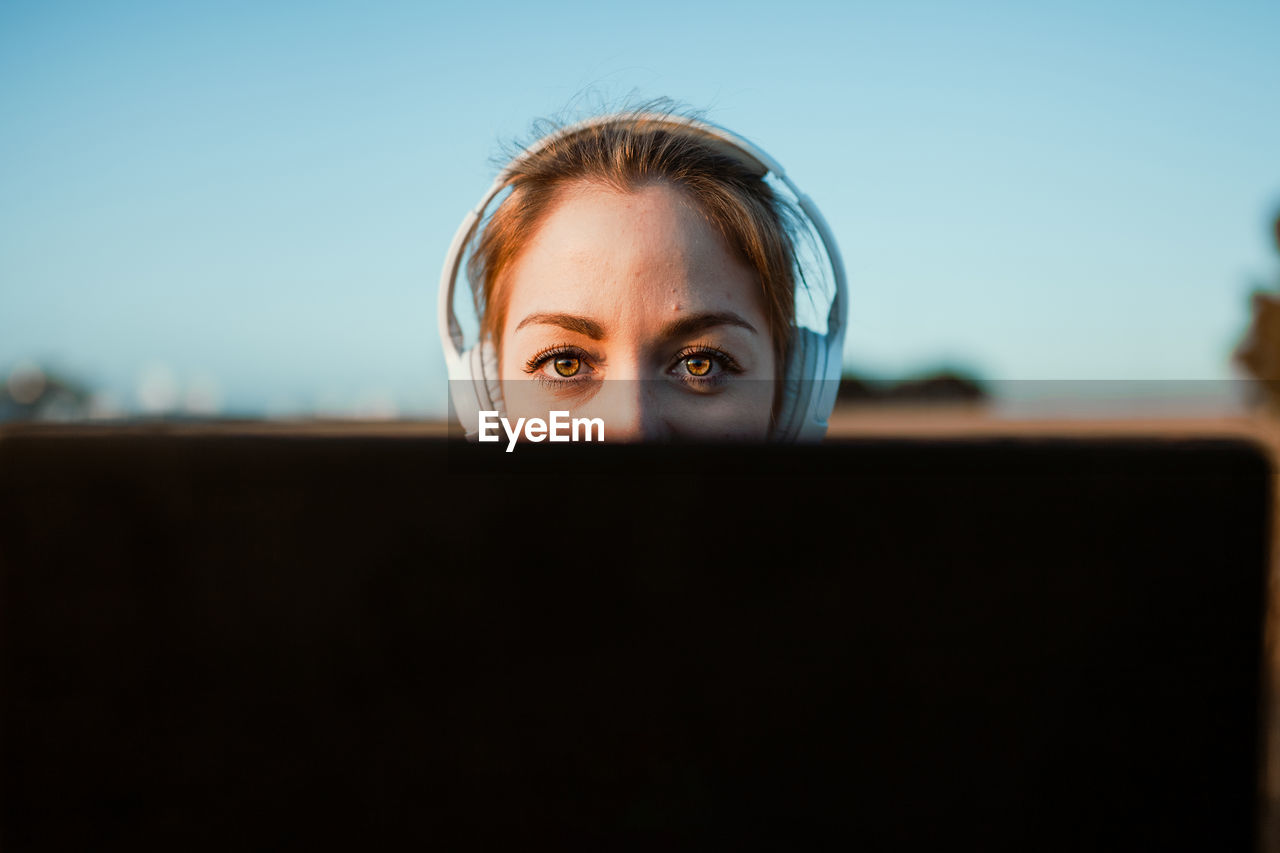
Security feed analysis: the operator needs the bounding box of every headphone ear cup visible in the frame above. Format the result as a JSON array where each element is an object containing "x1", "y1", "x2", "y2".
[
  {"x1": 774, "y1": 327, "x2": 837, "y2": 442},
  {"x1": 477, "y1": 337, "x2": 505, "y2": 415},
  {"x1": 809, "y1": 327, "x2": 843, "y2": 438},
  {"x1": 447, "y1": 340, "x2": 505, "y2": 439},
  {"x1": 774, "y1": 328, "x2": 814, "y2": 441}
]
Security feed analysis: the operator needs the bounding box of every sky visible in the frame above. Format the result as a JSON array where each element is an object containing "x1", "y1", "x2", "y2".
[{"x1": 2, "y1": 0, "x2": 1279, "y2": 418}]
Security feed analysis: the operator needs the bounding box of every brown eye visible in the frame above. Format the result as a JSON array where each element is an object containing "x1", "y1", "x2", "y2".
[
  {"x1": 684, "y1": 356, "x2": 712, "y2": 376},
  {"x1": 553, "y1": 357, "x2": 580, "y2": 377}
]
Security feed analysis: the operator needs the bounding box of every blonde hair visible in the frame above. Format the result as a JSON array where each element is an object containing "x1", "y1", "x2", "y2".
[{"x1": 467, "y1": 110, "x2": 803, "y2": 372}]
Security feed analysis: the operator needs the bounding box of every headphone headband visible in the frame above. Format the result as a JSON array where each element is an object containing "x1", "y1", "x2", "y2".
[{"x1": 439, "y1": 112, "x2": 847, "y2": 440}]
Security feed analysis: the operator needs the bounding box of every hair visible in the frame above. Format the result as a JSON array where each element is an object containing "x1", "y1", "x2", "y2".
[{"x1": 466, "y1": 107, "x2": 805, "y2": 374}]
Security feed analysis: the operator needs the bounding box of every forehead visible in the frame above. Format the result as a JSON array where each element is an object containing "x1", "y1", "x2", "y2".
[{"x1": 501, "y1": 180, "x2": 765, "y2": 331}]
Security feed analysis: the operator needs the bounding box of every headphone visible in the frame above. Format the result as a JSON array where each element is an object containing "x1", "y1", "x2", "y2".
[{"x1": 438, "y1": 112, "x2": 847, "y2": 441}]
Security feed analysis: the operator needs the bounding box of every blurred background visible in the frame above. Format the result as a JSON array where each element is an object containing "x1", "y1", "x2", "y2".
[{"x1": 2, "y1": 0, "x2": 1279, "y2": 423}]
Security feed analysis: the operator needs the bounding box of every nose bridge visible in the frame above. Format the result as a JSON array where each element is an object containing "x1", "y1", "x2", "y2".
[{"x1": 599, "y1": 378, "x2": 666, "y2": 442}]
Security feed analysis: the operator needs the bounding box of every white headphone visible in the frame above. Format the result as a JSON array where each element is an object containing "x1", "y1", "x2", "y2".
[{"x1": 438, "y1": 112, "x2": 847, "y2": 441}]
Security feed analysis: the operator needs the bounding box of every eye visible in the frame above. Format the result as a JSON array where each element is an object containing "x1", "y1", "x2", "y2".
[
  {"x1": 524, "y1": 345, "x2": 595, "y2": 384},
  {"x1": 669, "y1": 345, "x2": 743, "y2": 388}
]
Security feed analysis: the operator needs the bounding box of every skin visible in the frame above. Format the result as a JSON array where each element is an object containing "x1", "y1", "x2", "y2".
[{"x1": 498, "y1": 179, "x2": 776, "y2": 441}]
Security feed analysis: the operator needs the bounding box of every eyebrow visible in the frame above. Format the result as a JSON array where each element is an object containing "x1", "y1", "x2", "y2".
[
  {"x1": 661, "y1": 311, "x2": 758, "y2": 340},
  {"x1": 513, "y1": 311, "x2": 758, "y2": 341},
  {"x1": 514, "y1": 312, "x2": 606, "y2": 339}
]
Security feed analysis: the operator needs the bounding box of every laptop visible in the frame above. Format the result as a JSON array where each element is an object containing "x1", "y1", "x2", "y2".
[{"x1": 0, "y1": 428, "x2": 1269, "y2": 850}]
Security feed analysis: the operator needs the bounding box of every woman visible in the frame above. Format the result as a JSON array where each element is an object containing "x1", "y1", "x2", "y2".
[{"x1": 438, "y1": 106, "x2": 846, "y2": 443}]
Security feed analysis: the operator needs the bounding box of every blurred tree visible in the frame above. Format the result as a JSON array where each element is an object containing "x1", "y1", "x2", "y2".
[
  {"x1": 1233, "y1": 211, "x2": 1280, "y2": 411},
  {"x1": 837, "y1": 368, "x2": 987, "y2": 406},
  {"x1": 0, "y1": 363, "x2": 92, "y2": 422}
]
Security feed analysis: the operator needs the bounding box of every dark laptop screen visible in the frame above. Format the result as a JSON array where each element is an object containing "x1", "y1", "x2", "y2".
[{"x1": 0, "y1": 432, "x2": 1269, "y2": 850}]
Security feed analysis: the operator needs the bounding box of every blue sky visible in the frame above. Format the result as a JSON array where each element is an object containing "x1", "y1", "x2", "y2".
[{"x1": 2, "y1": 0, "x2": 1278, "y2": 417}]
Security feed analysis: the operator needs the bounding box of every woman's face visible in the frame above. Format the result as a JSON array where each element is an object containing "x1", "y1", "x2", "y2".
[{"x1": 497, "y1": 180, "x2": 777, "y2": 441}]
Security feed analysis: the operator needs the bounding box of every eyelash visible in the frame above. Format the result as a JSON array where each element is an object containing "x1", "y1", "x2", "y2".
[{"x1": 522, "y1": 343, "x2": 743, "y2": 388}]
